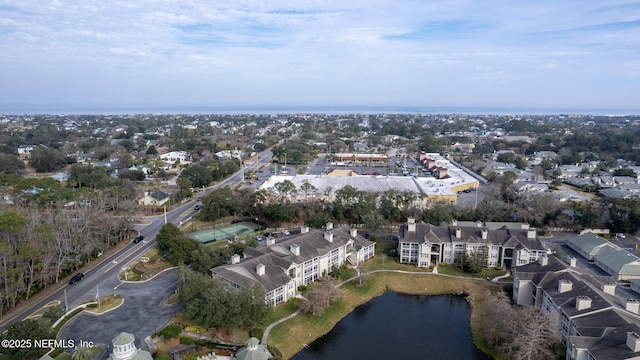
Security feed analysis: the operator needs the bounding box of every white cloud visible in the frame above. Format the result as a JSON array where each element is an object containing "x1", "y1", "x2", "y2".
[{"x1": 0, "y1": 0, "x2": 639, "y2": 111}]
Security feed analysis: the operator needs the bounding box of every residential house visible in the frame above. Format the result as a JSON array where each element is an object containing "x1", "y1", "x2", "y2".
[
  {"x1": 137, "y1": 190, "x2": 169, "y2": 207},
  {"x1": 514, "y1": 181, "x2": 549, "y2": 197},
  {"x1": 211, "y1": 224, "x2": 375, "y2": 306},
  {"x1": 614, "y1": 176, "x2": 639, "y2": 185},
  {"x1": 159, "y1": 151, "x2": 189, "y2": 163},
  {"x1": 17, "y1": 145, "x2": 35, "y2": 158},
  {"x1": 398, "y1": 218, "x2": 547, "y2": 269}
]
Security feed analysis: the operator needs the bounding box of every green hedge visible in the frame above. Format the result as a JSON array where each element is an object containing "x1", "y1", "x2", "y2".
[
  {"x1": 53, "y1": 308, "x2": 84, "y2": 333},
  {"x1": 160, "y1": 325, "x2": 181, "y2": 339},
  {"x1": 179, "y1": 336, "x2": 193, "y2": 345}
]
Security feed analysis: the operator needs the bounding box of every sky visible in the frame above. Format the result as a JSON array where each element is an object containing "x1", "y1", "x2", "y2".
[{"x1": 1, "y1": 0, "x2": 640, "y2": 113}]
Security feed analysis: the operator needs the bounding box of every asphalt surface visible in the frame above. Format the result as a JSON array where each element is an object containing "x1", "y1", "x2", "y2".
[
  {"x1": 0, "y1": 147, "x2": 277, "y2": 335},
  {"x1": 58, "y1": 269, "x2": 183, "y2": 351}
]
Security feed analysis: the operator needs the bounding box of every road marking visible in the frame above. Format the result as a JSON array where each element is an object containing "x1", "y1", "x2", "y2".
[
  {"x1": 23, "y1": 300, "x2": 62, "y2": 321},
  {"x1": 113, "y1": 281, "x2": 125, "y2": 290},
  {"x1": 103, "y1": 248, "x2": 141, "y2": 273}
]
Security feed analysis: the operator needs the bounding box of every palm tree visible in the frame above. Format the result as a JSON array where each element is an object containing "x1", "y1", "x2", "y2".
[{"x1": 72, "y1": 346, "x2": 94, "y2": 360}]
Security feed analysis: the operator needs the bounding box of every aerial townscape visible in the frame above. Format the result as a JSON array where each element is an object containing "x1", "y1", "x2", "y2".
[
  {"x1": 0, "y1": 112, "x2": 639, "y2": 360},
  {"x1": 2, "y1": 1, "x2": 640, "y2": 360}
]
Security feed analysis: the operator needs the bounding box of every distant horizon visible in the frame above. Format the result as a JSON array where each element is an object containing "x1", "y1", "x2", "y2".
[
  {"x1": 3, "y1": 2, "x2": 639, "y2": 115},
  {"x1": 2, "y1": 104, "x2": 639, "y2": 117}
]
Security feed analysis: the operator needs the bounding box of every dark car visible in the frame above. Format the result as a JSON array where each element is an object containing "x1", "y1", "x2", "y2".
[
  {"x1": 68, "y1": 273, "x2": 84, "y2": 285},
  {"x1": 133, "y1": 235, "x2": 144, "y2": 243},
  {"x1": 194, "y1": 204, "x2": 202, "y2": 211}
]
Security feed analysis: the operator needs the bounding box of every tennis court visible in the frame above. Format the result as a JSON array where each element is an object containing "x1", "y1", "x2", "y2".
[{"x1": 189, "y1": 222, "x2": 260, "y2": 244}]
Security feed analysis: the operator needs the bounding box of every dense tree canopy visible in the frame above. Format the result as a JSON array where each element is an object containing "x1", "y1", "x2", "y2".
[
  {"x1": 156, "y1": 223, "x2": 199, "y2": 264},
  {"x1": 179, "y1": 267, "x2": 270, "y2": 328}
]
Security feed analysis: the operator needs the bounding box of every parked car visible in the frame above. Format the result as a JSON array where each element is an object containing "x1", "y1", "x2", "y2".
[
  {"x1": 68, "y1": 273, "x2": 84, "y2": 285},
  {"x1": 616, "y1": 233, "x2": 626, "y2": 238},
  {"x1": 133, "y1": 235, "x2": 144, "y2": 243},
  {"x1": 194, "y1": 204, "x2": 202, "y2": 210}
]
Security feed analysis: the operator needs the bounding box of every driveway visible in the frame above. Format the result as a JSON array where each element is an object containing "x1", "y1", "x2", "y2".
[{"x1": 58, "y1": 269, "x2": 184, "y2": 351}]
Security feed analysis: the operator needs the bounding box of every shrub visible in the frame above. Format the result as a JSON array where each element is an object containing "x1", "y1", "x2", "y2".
[
  {"x1": 86, "y1": 303, "x2": 98, "y2": 308},
  {"x1": 160, "y1": 325, "x2": 182, "y2": 339},
  {"x1": 53, "y1": 308, "x2": 84, "y2": 333},
  {"x1": 195, "y1": 339, "x2": 209, "y2": 347},
  {"x1": 153, "y1": 352, "x2": 171, "y2": 360},
  {"x1": 439, "y1": 262, "x2": 448, "y2": 267},
  {"x1": 185, "y1": 325, "x2": 206, "y2": 334},
  {"x1": 250, "y1": 328, "x2": 264, "y2": 339},
  {"x1": 297, "y1": 285, "x2": 308, "y2": 292},
  {"x1": 179, "y1": 336, "x2": 194, "y2": 345}
]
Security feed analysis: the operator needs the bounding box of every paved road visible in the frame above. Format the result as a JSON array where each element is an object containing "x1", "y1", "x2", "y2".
[
  {"x1": 58, "y1": 269, "x2": 183, "y2": 351},
  {"x1": 0, "y1": 147, "x2": 276, "y2": 334}
]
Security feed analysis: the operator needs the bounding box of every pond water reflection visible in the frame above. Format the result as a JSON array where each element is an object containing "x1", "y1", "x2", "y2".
[{"x1": 291, "y1": 292, "x2": 492, "y2": 360}]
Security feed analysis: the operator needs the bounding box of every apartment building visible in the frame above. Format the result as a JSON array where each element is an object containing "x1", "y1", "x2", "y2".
[
  {"x1": 211, "y1": 223, "x2": 375, "y2": 307},
  {"x1": 513, "y1": 256, "x2": 640, "y2": 360},
  {"x1": 398, "y1": 218, "x2": 547, "y2": 269}
]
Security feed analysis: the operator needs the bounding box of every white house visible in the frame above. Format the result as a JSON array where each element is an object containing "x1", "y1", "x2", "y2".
[{"x1": 159, "y1": 151, "x2": 190, "y2": 163}]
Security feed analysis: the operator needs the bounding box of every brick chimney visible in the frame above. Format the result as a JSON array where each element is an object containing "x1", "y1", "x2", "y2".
[{"x1": 290, "y1": 244, "x2": 300, "y2": 256}]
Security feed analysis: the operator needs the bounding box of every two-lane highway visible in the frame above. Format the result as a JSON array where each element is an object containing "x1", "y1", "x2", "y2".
[{"x1": 0, "y1": 148, "x2": 275, "y2": 333}]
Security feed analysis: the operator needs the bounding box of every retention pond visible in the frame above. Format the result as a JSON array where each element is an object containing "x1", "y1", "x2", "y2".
[{"x1": 292, "y1": 292, "x2": 492, "y2": 360}]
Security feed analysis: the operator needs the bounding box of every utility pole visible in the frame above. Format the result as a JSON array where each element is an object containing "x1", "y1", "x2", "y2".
[{"x1": 164, "y1": 206, "x2": 167, "y2": 224}]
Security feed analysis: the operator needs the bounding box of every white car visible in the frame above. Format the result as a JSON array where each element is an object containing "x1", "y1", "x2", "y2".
[{"x1": 616, "y1": 233, "x2": 626, "y2": 239}]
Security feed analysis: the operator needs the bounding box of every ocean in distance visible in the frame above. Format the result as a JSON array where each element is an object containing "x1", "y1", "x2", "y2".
[
  {"x1": 291, "y1": 292, "x2": 491, "y2": 360},
  {"x1": 1, "y1": 104, "x2": 637, "y2": 116}
]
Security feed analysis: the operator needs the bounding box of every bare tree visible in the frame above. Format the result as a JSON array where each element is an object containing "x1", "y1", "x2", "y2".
[
  {"x1": 298, "y1": 277, "x2": 342, "y2": 316},
  {"x1": 502, "y1": 305, "x2": 561, "y2": 360},
  {"x1": 477, "y1": 291, "x2": 562, "y2": 360}
]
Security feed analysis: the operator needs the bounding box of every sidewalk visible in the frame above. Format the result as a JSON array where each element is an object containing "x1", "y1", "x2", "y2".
[{"x1": 0, "y1": 240, "x2": 130, "y2": 330}]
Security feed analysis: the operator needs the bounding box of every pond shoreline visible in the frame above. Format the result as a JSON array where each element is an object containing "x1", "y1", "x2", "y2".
[{"x1": 268, "y1": 270, "x2": 502, "y2": 359}]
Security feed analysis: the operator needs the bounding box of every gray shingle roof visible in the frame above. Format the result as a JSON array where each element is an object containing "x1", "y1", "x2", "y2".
[
  {"x1": 212, "y1": 225, "x2": 373, "y2": 292},
  {"x1": 400, "y1": 221, "x2": 545, "y2": 251}
]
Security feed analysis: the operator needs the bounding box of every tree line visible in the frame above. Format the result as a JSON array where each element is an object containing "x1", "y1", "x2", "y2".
[{"x1": 0, "y1": 204, "x2": 128, "y2": 315}]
